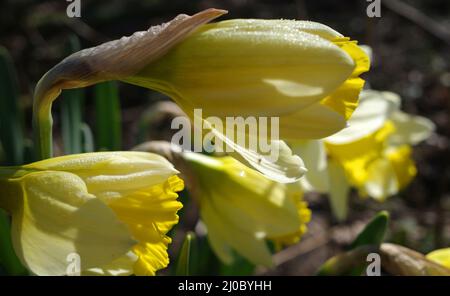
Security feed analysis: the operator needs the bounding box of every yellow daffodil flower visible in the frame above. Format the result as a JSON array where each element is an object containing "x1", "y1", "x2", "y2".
[
  {"x1": 180, "y1": 152, "x2": 310, "y2": 267},
  {"x1": 426, "y1": 248, "x2": 450, "y2": 269},
  {"x1": 33, "y1": 8, "x2": 369, "y2": 183},
  {"x1": 0, "y1": 152, "x2": 183, "y2": 276},
  {"x1": 293, "y1": 90, "x2": 434, "y2": 220}
]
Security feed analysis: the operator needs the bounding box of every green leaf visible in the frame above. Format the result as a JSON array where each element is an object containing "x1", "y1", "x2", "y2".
[
  {"x1": 0, "y1": 209, "x2": 28, "y2": 275},
  {"x1": 0, "y1": 46, "x2": 24, "y2": 165},
  {"x1": 175, "y1": 232, "x2": 195, "y2": 276},
  {"x1": 316, "y1": 211, "x2": 389, "y2": 276},
  {"x1": 60, "y1": 88, "x2": 84, "y2": 153},
  {"x1": 350, "y1": 210, "x2": 389, "y2": 250},
  {"x1": 316, "y1": 245, "x2": 376, "y2": 276},
  {"x1": 348, "y1": 210, "x2": 389, "y2": 275},
  {"x1": 219, "y1": 252, "x2": 255, "y2": 276},
  {"x1": 136, "y1": 107, "x2": 152, "y2": 146},
  {"x1": 60, "y1": 36, "x2": 86, "y2": 155},
  {"x1": 94, "y1": 81, "x2": 122, "y2": 151}
]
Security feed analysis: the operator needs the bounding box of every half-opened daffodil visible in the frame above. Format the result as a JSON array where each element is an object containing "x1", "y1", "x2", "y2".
[
  {"x1": 33, "y1": 8, "x2": 369, "y2": 183},
  {"x1": 0, "y1": 152, "x2": 183, "y2": 275},
  {"x1": 180, "y1": 152, "x2": 310, "y2": 267},
  {"x1": 293, "y1": 90, "x2": 435, "y2": 220}
]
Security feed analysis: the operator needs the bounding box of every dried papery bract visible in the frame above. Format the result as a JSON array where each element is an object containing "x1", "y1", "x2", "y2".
[
  {"x1": 33, "y1": 8, "x2": 227, "y2": 159},
  {"x1": 380, "y1": 243, "x2": 450, "y2": 276}
]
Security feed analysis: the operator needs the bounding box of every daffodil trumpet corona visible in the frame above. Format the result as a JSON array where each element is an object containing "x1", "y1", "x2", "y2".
[
  {"x1": 0, "y1": 152, "x2": 183, "y2": 276},
  {"x1": 292, "y1": 90, "x2": 435, "y2": 220},
  {"x1": 33, "y1": 8, "x2": 369, "y2": 183}
]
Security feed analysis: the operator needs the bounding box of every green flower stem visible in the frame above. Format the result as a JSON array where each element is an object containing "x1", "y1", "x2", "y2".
[
  {"x1": 33, "y1": 107, "x2": 53, "y2": 160},
  {"x1": 33, "y1": 71, "x2": 61, "y2": 160}
]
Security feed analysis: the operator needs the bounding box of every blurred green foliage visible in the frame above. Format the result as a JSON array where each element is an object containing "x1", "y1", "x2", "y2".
[
  {"x1": 94, "y1": 81, "x2": 122, "y2": 151},
  {"x1": 0, "y1": 46, "x2": 25, "y2": 166}
]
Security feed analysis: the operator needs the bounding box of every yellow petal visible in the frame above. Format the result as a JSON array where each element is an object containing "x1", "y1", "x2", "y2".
[
  {"x1": 325, "y1": 121, "x2": 395, "y2": 187},
  {"x1": 427, "y1": 248, "x2": 450, "y2": 269},
  {"x1": 132, "y1": 240, "x2": 172, "y2": 276},
  {"x1": 12, "y1": 171, "x2": 134, "y2": 275},
  {"x1": 333, "y1": 38, "x2": 370, "y2": 77},
  {"x1": 320, "y1": 39, "x2": 370, "y2": 120},
  {"x1": 107, "y1": 175, "x2": 183, "y2": 275},
  {"x1": 319, "y1": 77, "x2": 364, "y2": 121},
  {"x1": 364, "y1": 158, "x2": 398, "y2": 202},
  {"x1": 386, "y1": 145, "x2": 417, "y2": 191}
]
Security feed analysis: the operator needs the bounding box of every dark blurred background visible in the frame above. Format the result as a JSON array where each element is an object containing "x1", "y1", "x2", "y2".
[{"x1": 0, "y1": 0, "x2": 449, "y2": 275}]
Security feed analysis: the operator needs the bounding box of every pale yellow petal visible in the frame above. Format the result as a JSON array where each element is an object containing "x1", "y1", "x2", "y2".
[
  {"x1": 211, "y1": 19, "x2": 343, "y2": 40},
  {"x1": 389, "y1": 111, "x2": 435, "y2": 145},
  {"x1": 185, "y1": 153, "x2": 300, "y2": 236},
  {"x1": 327, "y1": 159, "x2": 350, "y2": 221},
  {"x1": 326, "y1": 90, "x2": 398, "y2": 145},
  {"x1": 12, "y1": 171, "x2": 134, "y2": 275},
  {"x1": 280, "y1": 103, "x2": 347, "y2": 140},
  {"x1": 84, "y1": 252, "x2": 138, "y2": 276},
  {"x1": 200, "y1": 209, "x2": 235, "y2": 265},
  {"x1": 292, "y1": 140, "x2": 329, "y2": 192},
  {"x1": 205, "y1": 124, "x2": 307, "y2": 183},
  {"x1": 207, "y1": 182, "x2": 299, "y2": 238},
  {"x1": 364, "y1": 158, "x2": 398, "y2": 201},
  {"x1": 201, "y1": 199, "x2": 273, "y2": 267},
  {"x1": 25, "y1": 152, "x2": 179, "y2": 200}
]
